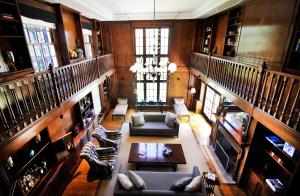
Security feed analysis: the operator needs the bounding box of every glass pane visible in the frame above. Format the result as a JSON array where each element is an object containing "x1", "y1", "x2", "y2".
[
  {"x1": 44, "y1": 57, "x2": 52, "y2": 68},
  {"x1": 34, "y1": 45, "x2": 43, "y2": 57},
  {"x1": 49, "y1": 44, "x2": 56, "y2": 56},
  {"x1": 42, "y1": 45, "x2": 50, "y2": 57},
  {"x1": 159, "y1": 83, "x2": 167, "y2": 102},
  {"x1": 47, "y1": 30, "x2": 52, "y2": 43},
  {"x1": 28, "y1": 26, "x2": 38, "y2": 44},
  {"x1": 28, "y1": 46, "x2": 35, "y2": 57},
  {"x1": 52, "y1": 56, "x2": 58, "y2": 67},
  {"x1": 137, "y1": 82, "x2": 144, "y2": 102},
  {"x1": 36, "y1": 27, "x2": 45, "y2": 43},
  {"x1": 37, "y1": 57, "x2": 45, "y2": 71}
]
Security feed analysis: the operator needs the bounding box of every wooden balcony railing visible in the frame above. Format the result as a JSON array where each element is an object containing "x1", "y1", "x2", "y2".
[
  {"x1": 256, "y1": 70, "x2": 300, "y2": 130},
  {"x1": 190, "y1": 52, "x2": 300, "y2": 134},
  {"x1": 0, "y1": 54, "x2": 115, "y2": 148},
  {"x1": 209, "y1": 56, "x2": 263, "y2": 104}
]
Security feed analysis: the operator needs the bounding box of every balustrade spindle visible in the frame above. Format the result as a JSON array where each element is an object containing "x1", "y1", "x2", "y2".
[
  {"x1": 221, "y1": 61, "x2": 226, "y2": 85},
  {"x1": 62, "y1": 69, "x2": 71, "y2": 98},
  {"x1": 55, "y1": 72, "x2": 64, "y2": 103},
  {"x1": 17, "y1": 82, "x2": 33, "y2": 123},
  {"x1": 9, "y1": 84, "x2": 26, "y2": 127},
  {"x1": 250, "y1": 70, "x2": 258, "y2": 103},
  {"x1": 68, "y1": 68, "x2": 75, "y2": 94},
  {"x1": 31, "y1": 78, "x2": 44, "y2": 115},
  {"x1": 0, "y1": 106, "x2": 9, "y2": 130},
  {"x1": 229, "y1": 63, "x2": 234, "y2": 91},
  {"x1": 287, "y1": 85, "x2": 300, "y2": 126},
  {"x1": 73, "y1": 66, "x2": 80, "y2": 92},
  {"x1": 46, "y1": 73, "x2": 56, "y2": 108},
  {"x1": 258, "y1": 72, "x2": 268, "y2": 108},
  {"x1": 0, "y1": 86, "x2": 19, "y2": 131},
  {"x1": 66, "y1": 69, "x2": 73, "y2": 96},
  {"x1": 41, "y1": 75, "x2": 52, "y2": 110},
  {"x1": 59, "y1": 71, "x2": 67, "y2": 101},
  {"x1": 36, "y1": 76, "x2": 49, "y2": 112},
  {"x1": 24, "y1": 80, "x2": 38, "y2": 120},
  {"x1": 244, "y1": 67, "x2": 250, "y2": 99},
  {"x1": 239, "y1": 66, "x2": 245, "y2": 97},
  {"x1": 263, "y1": 73, "x2": 274, "y2": 111},
  {"x1": 280, "y1": 78, "x2": 295, "y2": 121},
  {"x1": 268, "y1": 75, "x2": 281, "y2": 114},
  {"x1": 273, "y1": 77, "x2": 287, "y2": 118}
]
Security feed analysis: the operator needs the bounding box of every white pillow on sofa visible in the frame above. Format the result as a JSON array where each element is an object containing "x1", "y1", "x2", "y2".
[
  {"x1": 174, "y1": 98, "x2": 184, "y2": 104},
  {"x1": 127, "y1": 170, "x2": 147, "y2": 190},
  {"x1": 117, "y1": 173, "x2": 134, "y2": 190},
  {"x1": 184, "y1": 175, "x2": 202, "y2": 192},
  {"x1": 118, "y1": 98, "x2": 128, "y2": 105},
  {"x1": 165, "y1": 112, "x2": 177, "y2": 128},
  {"x1": 132, "y1": 113, "x2": 145, "y2": 126}
]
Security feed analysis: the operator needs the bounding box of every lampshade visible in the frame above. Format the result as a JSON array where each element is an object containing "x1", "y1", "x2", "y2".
[
  {"x1": 168, "y1": 63, "x2": 177, "y2": 73},
  {"x1": 190, "y1": 87, "x2": 196, "y2": 94}
]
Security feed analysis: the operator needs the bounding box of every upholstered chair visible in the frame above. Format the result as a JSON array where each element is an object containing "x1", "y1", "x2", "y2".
[
  {"x1": 80, "y1": 142, "x2": 117, "y2": 181},
  {"x1": 92, "y1": 125, "x2": 122, "y2": 150}
]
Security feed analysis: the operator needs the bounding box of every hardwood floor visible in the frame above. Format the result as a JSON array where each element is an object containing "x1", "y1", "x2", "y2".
[{"x1": 63, "y1": 109, "x2": 247, "y2": 196}]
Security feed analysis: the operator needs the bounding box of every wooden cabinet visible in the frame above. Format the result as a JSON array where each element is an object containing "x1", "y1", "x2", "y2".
[
  {"x1": 246, "y1": 123, "x2": 300, "y2": 195},
  {"x1": 0, "y1": 128, "x2": 57, "y2": 195},
  {"x1": 0, "y1": 0, "x2": 32, "y2": 73},
  {"x1": 246, "y1": 169, "x2": 271, "y2": 196},
  {"x1": 223, "y1": 7, "x2": 243, "y2": 57}
]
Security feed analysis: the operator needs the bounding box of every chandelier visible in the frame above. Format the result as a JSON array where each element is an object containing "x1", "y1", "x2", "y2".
[{"x1": 129, "y1": 0, "x2": 177, "y2": 79}]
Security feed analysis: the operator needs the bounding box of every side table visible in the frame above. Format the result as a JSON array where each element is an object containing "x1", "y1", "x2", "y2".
[{"x1": 202, "y1": 172, "x2": 220, "y2": 196}]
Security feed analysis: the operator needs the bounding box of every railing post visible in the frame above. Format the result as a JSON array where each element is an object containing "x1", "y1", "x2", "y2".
[
  {"x1": 49, "y1": 64, "x2": 61, "y2": 106},
  {"x1": 252, "y1": 61, "x2": 266, "y2": 105},
  {"x1": 206, "y1": 54, "x2": 211, "y2": 79},
  {"x1": 96, "y1": 56, "x2": 100, "y2": 78}
]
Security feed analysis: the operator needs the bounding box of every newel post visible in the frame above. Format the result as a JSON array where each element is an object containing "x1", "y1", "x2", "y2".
[
  {"x1": 49, "y1": 64, "x2": 61, "y2": 106},
  {"x1": 252, "y1": 61, "x2": 266, "y2": 105}
]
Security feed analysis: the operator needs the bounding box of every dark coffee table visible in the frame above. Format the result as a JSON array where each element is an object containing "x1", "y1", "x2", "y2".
[{"x1": 128, "y1": 143, "x2": 186, "y2": 171}]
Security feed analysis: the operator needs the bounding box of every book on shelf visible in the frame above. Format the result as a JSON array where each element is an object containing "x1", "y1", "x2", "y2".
[
  {"x1": 265, "y1": 178, "x2": 284, "y2": 192},
  {"x1": 265, "y1": 135, "x2": 284, "y2": 147}
]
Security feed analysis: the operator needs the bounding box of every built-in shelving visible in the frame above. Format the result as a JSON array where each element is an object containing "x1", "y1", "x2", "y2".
[
  {"x1": 0, "y1": 128, "x2": 56, "y2": 195},
  {"x1": 202, "y1": 18, "x2": 214, "y2": 54},
  {"x1": 223, "y1": 7, "x2": 243, "y2": 57},
  {"x1": 246, "y1": 123, "x2": 300, "y2": 195}
]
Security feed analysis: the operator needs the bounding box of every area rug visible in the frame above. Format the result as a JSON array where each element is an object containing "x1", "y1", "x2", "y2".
[
  {"x1": 203, "y1": 145, "x2": 236, "y2": 184},
  {"x1": 98, "y1": 122, "x2": 222, "y2": 196}
]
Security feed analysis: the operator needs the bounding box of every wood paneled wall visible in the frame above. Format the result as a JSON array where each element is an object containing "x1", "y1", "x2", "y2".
[
  {"x1": 237, "y1": 0, "x2": 298, "y2": 69},
  {"x1": 61, "y1": 7, "x2": 78, "y2": 51},
  {"x1": 107, "y1": 20, "x2": 196, "y2": 106},
  {"x1": 212, "y1": 12, "x2": 228, "y2": 56}
]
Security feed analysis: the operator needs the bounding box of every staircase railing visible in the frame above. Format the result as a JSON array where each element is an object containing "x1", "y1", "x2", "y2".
[
  {"x1": 190, "y1": 52, "x2": 300, "y2": 134},
  {"x1": 0, "y1": 54, "x2": 115, "y2": 148}
]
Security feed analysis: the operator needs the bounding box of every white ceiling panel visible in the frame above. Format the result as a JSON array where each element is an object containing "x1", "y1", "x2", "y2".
[{"x1": 45, "y1": 0, "x2": 246, "y2": 21}]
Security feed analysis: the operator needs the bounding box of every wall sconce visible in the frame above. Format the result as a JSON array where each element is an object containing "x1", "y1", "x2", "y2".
[{"x1": 190, "y1": 87, "x2": 196, "y2": 94}]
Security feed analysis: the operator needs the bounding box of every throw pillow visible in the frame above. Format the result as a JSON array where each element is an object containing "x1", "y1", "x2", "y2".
[
  {"x1": 184, "y1": 175, "x2": 202, "y2": 192},
  {"x1": 132, "y1": 113, "x2": 145, "y2": 126},
  {"x1": 117, "y1": 173, "x2": 134, "y2": 191},
  {"x1": 170, "y1": 177, "x2": 193, "y2": 191},
  {"x1": 127, "y1": 170, "x2": 147, "y2": 190},
  {"x1": 165, "y1": 112, "x2": 177, "y2": 128},
  {"x1": 174, "y1": 98, "x2": 184, "y2": 104},
  {"x1": 118, "y1": 98, "x2": 128, "y2": 105}
]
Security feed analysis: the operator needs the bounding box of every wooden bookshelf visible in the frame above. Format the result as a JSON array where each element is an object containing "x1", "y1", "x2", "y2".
[{"x1": 223, "y1": 7, "x2": 243, "y2": 57}]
